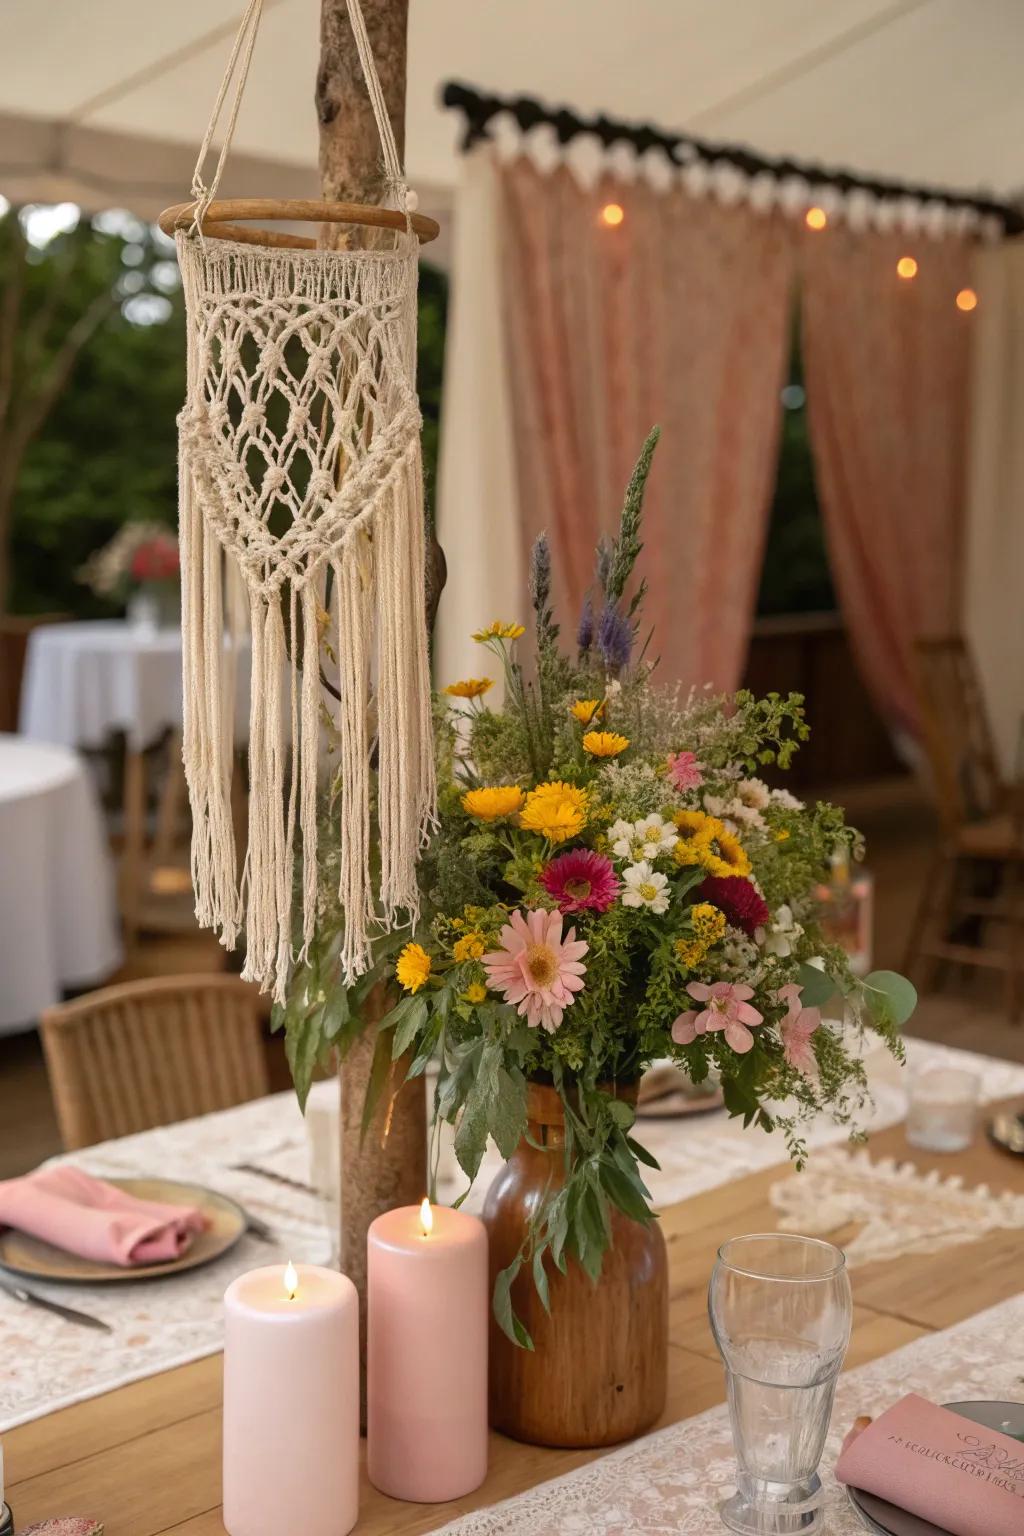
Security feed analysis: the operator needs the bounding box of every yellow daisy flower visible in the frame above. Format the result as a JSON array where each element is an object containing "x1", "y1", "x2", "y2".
[
  {"x1": 519, "y1": 780, "x2": 588, "y2": 844},
  {"x1": 444, "y1": 677, "x2": 493, "y2": 700},
  {"x1": 461, "y1": 785, "x2": 525, "y2": 821},
  {"x1": 396, "y1": 942, "x2": 432, "y2": 994},
  {"x1": 453, "y1": 931, "x2": 486, "y2": 962},
  {"x1": 472, "y1": 620, "x2": 526, "y2": 642},
  {"x1": 569, "y1": 698, "x2": 605, "y2": 725},
  {"x1": 462, "y1": 982, "x2": 488, "y2": 1005},
  {"x1": 673, "y1": 808, "x2": 720, "y2": 839},
  {"x1": 582, "y1": 730, "x2": 630, "y2": 758}
]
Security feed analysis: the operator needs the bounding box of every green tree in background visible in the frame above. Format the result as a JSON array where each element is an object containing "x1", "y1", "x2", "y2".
[{"x1": 1, "y1": 202, "x2": 448, "y2": 619}]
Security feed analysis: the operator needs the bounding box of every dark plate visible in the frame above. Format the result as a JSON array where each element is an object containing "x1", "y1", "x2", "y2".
[{"x1": 847, "y1": 1400, "x2": 1024, "y2": 1535}]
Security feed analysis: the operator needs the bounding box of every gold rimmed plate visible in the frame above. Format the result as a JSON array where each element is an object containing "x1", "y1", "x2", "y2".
[{"x1": 0, "y1": 1177, "x2": 247, "y2": 1284}]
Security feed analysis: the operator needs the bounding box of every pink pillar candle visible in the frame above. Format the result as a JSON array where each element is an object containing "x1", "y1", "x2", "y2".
[
  {"x1": 367, "y1": 1201, "x2": 488, "y2": 1502},
  {"x1": 223, "y1": 1263, "x2": 358, "y2": 1536}
]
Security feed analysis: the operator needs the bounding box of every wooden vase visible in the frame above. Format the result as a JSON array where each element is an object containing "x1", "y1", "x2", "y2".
[{"x1": 482, "y1": 1081, "x2": 668, "y2": 1449}]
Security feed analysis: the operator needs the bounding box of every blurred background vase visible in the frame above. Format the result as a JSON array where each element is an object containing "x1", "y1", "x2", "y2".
[{"x1": 483, "y1": 1080, "x2": 667, "y2": 1448}]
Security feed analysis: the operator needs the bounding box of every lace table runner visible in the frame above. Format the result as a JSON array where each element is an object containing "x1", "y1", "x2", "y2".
[
  {"x1": 2, "y1": 1036, "x2": 1023, "y2": 1430},
  {"x1": 436, "y1": 1293, "x2": 1024, "y2": 1535},
  {"x1": 771, "y1": 1145, "x2": 1024, "y2": 1267}
]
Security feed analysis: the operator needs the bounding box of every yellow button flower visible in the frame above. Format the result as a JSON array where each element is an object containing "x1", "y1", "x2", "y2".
[
  {"x1": 569, "y1": 698, "x2": 605, "y2": 725},
  {"x1": 396, "y1": 942, "x2": 432, "y2": 994},
  {"x1": 443, "y1": 677, "x2": 493, "y2": 699},
  {"x1": 462, "y1": 982, "x2": 488, "y2": 1005},
  {"x1": 582, "y1": 730, "x2": 630, "y2": 758},
  {"x1": 519, "y1": 780, "x2": 588, "y2": 844},
  {"x1": 461, "y1": 785, "x2": 526, "y2": 821},
  {"x1": 472, "y1": 620, "x2": 526, "y2": 642},
  {"x1": 453, "y1": 931, "x2": 486, "y2": 962}
]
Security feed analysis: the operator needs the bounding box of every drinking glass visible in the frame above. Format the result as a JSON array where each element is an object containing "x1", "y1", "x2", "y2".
[
  {"x1": 708, "y1": 1234, "x2": 852, "y2": 1535},
  {"x1": 906, "y1": 1066, "x2": 981, "y2": 1153}
]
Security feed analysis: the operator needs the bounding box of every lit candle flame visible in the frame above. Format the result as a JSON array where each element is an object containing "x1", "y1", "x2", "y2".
[
  {"x1": 419, "y1": 1197, "x2": 433, "y2": 1237},
  {"x1": 283, "y1": 1259, "x2": 299, "y2": 1299}
]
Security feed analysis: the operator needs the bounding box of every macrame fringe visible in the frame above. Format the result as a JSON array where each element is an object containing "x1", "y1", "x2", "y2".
[{"x1": 180, "y1": 449, "x2": 435, "y2": 1004}]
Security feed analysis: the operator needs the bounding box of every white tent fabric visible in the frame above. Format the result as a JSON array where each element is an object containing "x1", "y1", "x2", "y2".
[
  {"x1": 3, "y1": 0, "x2": 1023, "y2": 224},
  {"x1": 965, "y1": 243, "x2": 1024, "y2": 779}
]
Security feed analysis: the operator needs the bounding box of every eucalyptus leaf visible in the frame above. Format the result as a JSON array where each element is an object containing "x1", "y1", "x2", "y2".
[
  {"x1": 493, "y1": 1259, "x2": 534, "y2": 1349},
  {"x1": 532, "y1": 1246, "x2": 551, "y2": 1314},
  {"x1": 795, "y1": 962, "x2": 839, "y2": 1009},
  {"x1": 391, "y1": 996, "x2": 428, "y2": 1060},
  {"x1": 626, "y1": 1134, "x2": 662, "y2": 1171},
  {"x1": 359, "y1": 1028, "x2": 395, "y2": 1144},
  {"x1": 605, "y1": 1097, "x2": 636, "y2": 1130},
  {"x1": 863, "y1": 969, "x2": 918, "y2": 1027}
]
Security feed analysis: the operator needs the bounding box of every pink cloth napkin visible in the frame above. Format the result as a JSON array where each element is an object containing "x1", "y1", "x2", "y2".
[
  {"x1": 0, "y1": 1166, "x2": 206, "y2": 1265},
  {"x1": 835, "y1": 1392, "x2": 1024, "y2": 1536}
]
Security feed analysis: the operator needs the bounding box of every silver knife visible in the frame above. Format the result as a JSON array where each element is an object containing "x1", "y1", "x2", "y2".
[{"x1": 0, "y1": 1278, "x2": 112, "y2": 1332}]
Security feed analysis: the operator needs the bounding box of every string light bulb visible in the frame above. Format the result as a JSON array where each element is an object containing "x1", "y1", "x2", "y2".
[
  {"x1": 600, "y1": 202, "x2": 625, "y2": 228},
  {"x1": 805, "y1": 206, "x2": 827, "y2": 231},
  {"x1": 956, "y1": 287, "x2": 978, "y2": 312},
  {"x1": 896, "y1": 255, "x2": 918, "y2": 280}
]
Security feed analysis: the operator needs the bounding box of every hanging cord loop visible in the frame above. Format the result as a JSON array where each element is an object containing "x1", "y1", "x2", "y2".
[{"x1": 186, "y1": 0, "x2": 412, "y2": 236}]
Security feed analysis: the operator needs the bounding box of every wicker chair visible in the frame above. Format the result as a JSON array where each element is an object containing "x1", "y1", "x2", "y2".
[
  {"x1": 40, "y1": 974, "x2": 270, "y2": 1151},
  {"x1": 905, "y1": 637, "x2": 1024, "y2": 1019}
]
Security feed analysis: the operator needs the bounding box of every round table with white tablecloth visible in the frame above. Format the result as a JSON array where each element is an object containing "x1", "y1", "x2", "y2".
[
  {"x1": 0, "y1": 735, "x2": 122, "y2": 1033},
  {"x1": 20, "y1": 620, "x2": 192, "y2": 750}
]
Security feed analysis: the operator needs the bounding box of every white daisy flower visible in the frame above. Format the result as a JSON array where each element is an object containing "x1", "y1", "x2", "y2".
[
  {"x1": 634, "y1": 813, "x2": 678, "y2": 858},
  {"x1": 621, "y1": 861, "x2": 670, "y2": 914},
  {"x1": 608, "y1": 818, "x2": 640, "y2": 859}
]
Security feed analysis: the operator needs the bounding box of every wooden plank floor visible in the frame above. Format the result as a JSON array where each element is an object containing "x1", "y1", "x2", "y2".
[{"x1": 6, "y1": 1103, "x2": 1024, "y2": 1536}]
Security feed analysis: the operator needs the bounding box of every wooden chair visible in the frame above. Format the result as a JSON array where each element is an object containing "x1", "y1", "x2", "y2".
[
  {"x1": 905, "y1": 637, "x2": 1024, "y2": 1018},
  {"x1": 40, "y1": 974, "x2": 270, "y2": 1151}
]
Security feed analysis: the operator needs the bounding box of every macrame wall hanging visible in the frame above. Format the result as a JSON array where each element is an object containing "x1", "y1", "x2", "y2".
[{"x1": 159, "y1": 0, "x2": 439, "y2": 1000}]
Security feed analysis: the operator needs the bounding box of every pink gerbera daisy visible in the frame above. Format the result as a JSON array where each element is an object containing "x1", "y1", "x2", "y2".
[
  {"x1": 671, "y1": 980, "x2": 764, "y2": 1054},
  {"x1": 539, "y1": 849, "x2": 620, "y2": 914},
  {"x1": 777, "y1": 983, "x2": 821, "y2": 1075},
  {"x1": 666, "y1": 750, "x2": 703, "y2": 793},
  {"x1": 482, "y1": 908, "x2": 588, "y2": 1033}
]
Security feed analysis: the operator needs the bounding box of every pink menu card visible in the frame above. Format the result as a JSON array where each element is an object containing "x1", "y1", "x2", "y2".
[{"x1": 835, "y1": 1394, "x2": 1024, "y2": 1536}]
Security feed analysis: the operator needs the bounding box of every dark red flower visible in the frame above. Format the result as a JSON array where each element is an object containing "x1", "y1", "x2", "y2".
[{"x1": 698, "y1": 875, "x2": 770, "y2": 938}]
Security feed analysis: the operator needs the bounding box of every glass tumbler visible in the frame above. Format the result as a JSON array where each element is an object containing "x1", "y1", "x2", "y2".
[
  {"x1": 905, "y1": 1066, "x2": 981, "y2": 1153},
  {"x1": 709, "y1": 1234, "x2": 852, "y2": 1535}
]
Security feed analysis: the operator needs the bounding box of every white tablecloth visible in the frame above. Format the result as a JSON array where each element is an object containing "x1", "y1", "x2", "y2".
[
  {"x1": 19, "y1": 620, "x2": 253, "y2": 752},
  {"x1": 0, "y1": 736, "x2": 121, "y2": 1033},
  {"x1": 2, "y1": 1036, "x2": 1023, "y2": 1430}
]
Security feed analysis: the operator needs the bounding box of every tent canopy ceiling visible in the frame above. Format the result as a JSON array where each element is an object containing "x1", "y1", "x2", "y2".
[{"x1": 2, "y1": 0, "x2": 1021, "y2": 220}]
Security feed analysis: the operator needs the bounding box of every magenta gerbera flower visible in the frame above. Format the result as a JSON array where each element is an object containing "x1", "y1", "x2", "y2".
[
  {"x1": 666, "y1": 750, "x2": 703, "y2": 792},
  {"x1": 539, "y1": 849, "x2": 620, "y2": 914},
  {"x1": 482, "y1": 908, "x2": 588, "y2": 1033},
  {"x1": 698, "y1": 875, "x2": 770, "y2": 937}
]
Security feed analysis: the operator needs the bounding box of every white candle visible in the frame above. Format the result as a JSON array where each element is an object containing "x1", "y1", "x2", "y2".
[
  {"x1": 223, "y1": 1263, "x2": 358, "y2": 1536},
  {"x1": 367, "y1": 1200, "x2": 488, "y2": 1502}
]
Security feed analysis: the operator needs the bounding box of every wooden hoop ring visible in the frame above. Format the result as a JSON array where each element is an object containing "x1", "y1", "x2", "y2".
[{"x1": 157, "y1": 197, "x2": 439, "y2": 250}]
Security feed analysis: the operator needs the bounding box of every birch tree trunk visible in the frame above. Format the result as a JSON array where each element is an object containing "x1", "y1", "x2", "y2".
[{"x1": 318, "y1": 0, "x2": 426, "y2": 1419}]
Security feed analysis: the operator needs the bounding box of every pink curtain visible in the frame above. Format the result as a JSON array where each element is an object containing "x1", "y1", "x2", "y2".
[
  {"x1": 498, "y1": 158, "x2": 795, "y2": 693},
  {"x1": 801, "y1": 228, "x2": 974, "y2": 739}
]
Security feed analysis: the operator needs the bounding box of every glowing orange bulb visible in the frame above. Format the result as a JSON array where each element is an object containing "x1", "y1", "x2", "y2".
[
  {"x1": 896, "y1": 256, "x2": 918, "y2": 280},
  {"x1": 419, "y1": 1197, "x2": 433, "y2": 1237},
  {"x1": 956, "y1": 287, "x2": 978, "y2": 312},
  {"x1": 600, "y1": 202, "x2": 625, "y2": 228},
  {"x1": 805, "y1": 206, "x2": 827, "y2": 231}
]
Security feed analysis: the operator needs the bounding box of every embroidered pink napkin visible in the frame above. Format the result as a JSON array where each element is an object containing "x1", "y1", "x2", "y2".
[
  {"x1": 0, "y1": 1166, "x2": 205, "y2": 1265},
  {"x1": 835, "y1": 1393, "x2": 1024, "y2": 1536}
]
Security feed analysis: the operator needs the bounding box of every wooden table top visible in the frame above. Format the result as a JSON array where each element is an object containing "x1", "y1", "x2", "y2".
[{"x1": 7, "y1": 1102, "x2": 1024, "y2": 1536}]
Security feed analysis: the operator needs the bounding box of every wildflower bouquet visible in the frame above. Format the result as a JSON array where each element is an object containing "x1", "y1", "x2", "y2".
[
  {"x1": 78, "y1": 520, "x2": 180, "y2": 600},
  {"x1": 280, "y1": 428, "x2": 913, "y2": 1342}
]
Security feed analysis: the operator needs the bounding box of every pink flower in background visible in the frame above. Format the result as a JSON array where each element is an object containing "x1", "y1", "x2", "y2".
[
  {"x1": 777, "y1": 983, "x2": 820, "y2": 1075},
  {"x1": 671, "y1": 980, "x2": 764, "y2": 1054},
  {"x1": 130, "y1": 535, "x2": 179, "y2": 583},
  {"x1": 666, "y1": 750, "x2": 703, "y2": 793},
  {"x1": 482, "y1": 908, "x2": 588, "y2": 1033},
  {"x1": 539, "y1": 848, "x2": 620, "y2": 914}
]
